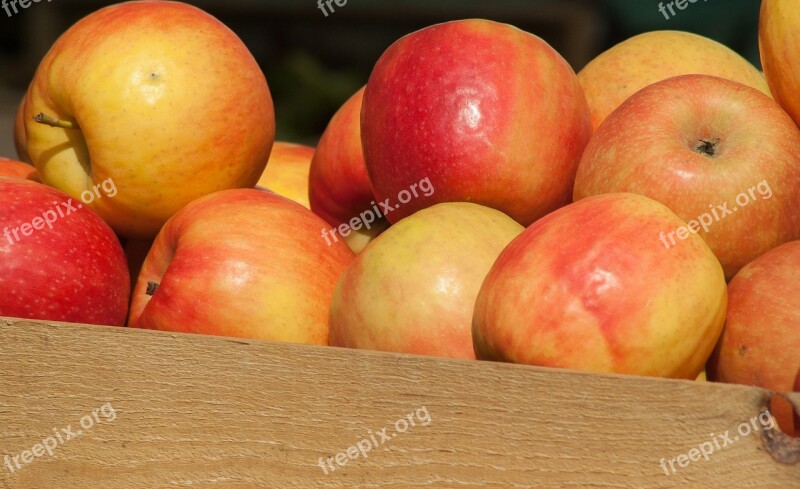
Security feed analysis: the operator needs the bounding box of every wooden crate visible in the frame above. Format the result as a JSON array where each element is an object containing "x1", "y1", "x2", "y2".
[{"x1": 0, "y1": 316, "x2": 798, "y2": 488}]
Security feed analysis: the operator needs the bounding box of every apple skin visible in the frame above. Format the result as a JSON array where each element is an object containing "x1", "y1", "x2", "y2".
[
  {"x1": 574, "y1": 75, "x2": 800, "y2": 280},
  {"x1": 14, "y1": 95, "x2": 30, "y2": 163},
  {"x1": 24, "y1": 0, "x2": 275, "y2": 238},
  {"x1": 256, "y1": 142, "x2": 314, "y2": 209},
  {"x1": 310, "y1": 87, "x2": 386, "y2": 253},
  {"x1": 760, "y1": 0, "x2": 800, "y2": 128},
  {"x1": 128, "y1": 189, "x2": 354, "y2": 344},
  {"x1": 473, "y1": 193, "x2": 727, "y2": 379},
  {"x1": 707, "y1": 240, "x2": 800, "y2": 437},
  {"x1": 579, "y1": 31, "x2": 771, "y2": 132},
  {"x1": 330, "y1": 202, "x2": 523, "y2": 359},
  {"x1": 0, "y1": 158, "x2": 39, "y2": 181},
  {"x1": 361, "y1": 19, "x2": 591, "y2": 226},
  {"x1": 0, "y1": 178, "x2": 129, "y2": 325}
]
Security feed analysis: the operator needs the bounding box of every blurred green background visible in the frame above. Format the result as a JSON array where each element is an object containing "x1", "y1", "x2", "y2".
[{"x1": 0, "y1": 0, "x2": 763, "y2": 156}]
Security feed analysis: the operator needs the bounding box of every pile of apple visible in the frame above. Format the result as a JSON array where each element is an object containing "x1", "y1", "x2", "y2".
[{"x1": 2, "y1": 0, "x2": 798, "y2": 434}]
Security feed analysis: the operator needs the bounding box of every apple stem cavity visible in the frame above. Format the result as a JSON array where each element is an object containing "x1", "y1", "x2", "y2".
[
  {"x1": 694, "y1": 138, "x2": 720, "y2": 157},
  {"x1": 33, "y1": 113, "x2": 79, "y2": 130},
  {"x1": 146, "y1": 281, "x2": 159, "y2": 296}
]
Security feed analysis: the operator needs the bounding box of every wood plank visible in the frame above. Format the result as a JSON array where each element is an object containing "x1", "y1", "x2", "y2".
[{"x1": 0, "y1": 317, "x2": 797, "y2": 488}]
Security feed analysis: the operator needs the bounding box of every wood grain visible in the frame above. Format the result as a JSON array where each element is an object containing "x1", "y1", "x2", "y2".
[{"x1": 0, "y1": 317, "x2": 798, "y2": 488}]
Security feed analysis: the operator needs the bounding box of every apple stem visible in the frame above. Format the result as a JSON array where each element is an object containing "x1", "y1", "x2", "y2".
[
  {"x1": 146, "y1": 281, "x2": 159, "y2": 296},
  {"x1": 694, "y1": 138, "x2": 720, "y2": 157},
  {"x1": 33, "y1": 113, "x2": 79, "y2": 130}
]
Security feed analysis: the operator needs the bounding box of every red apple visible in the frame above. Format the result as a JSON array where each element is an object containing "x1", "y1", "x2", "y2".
[
  {"x1": 0, "y1": 157, "x2": 39, "y2": 181},
  {"x1": 330, "y1": 202, "x2": 523, "y2": 359},
  {"x1": 256, "y1": 141, "x2": 314, "y2": 209},
  {"x1": 574, "y1": 75, "x2": 800, "y2": 279},
  {"x1": 473, "y1": 193, "x2": 727, "y2": 379},
  {"x1": 707, "y1": 240, "x2": 800, "y2": 436},
  {"x1": 128, "y1": 189, "x2": 354, "y2": 344},
  {"x1": 361, "y1": 19, "x2": 591, "y2": 226},
  {"x1": 0, "y1": 178, "x2": 129, "y2": 325},
  {"x1": 310, "y1": 87, "x2": 386, "y2": 253}
]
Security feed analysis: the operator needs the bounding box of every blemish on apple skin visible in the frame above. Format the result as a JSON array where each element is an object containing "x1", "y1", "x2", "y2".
[
  {"x1": 146, "y1": 281, "x2": 159, "y2": 296},
  {"x1": 738, "y1": 345, "x2": 748, "y2": 357}
]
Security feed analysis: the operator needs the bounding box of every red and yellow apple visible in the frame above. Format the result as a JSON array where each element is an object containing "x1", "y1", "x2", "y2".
[
  {"x1": 0, "y1": 157, "x2": 39, "y2": 181},
  {"x1": 574, "y1": 75, "x2": 800, "y2": 279},
  {"x1": 760, "y1": 0, "x2": 800, "y2": 128},
  {"x1": 473, "y1": 193, "x2": 727, "y2": 379},
  {"x1": 0, "y1": 178, "x2": 129, "y2": 325},
  {"x1": 361, "y1": 19, "x2": 591, "y2": 226},
  {"x1": 579, "y1": 31, "x2": 770, "y2": 131},
  {"x1": 309, "y1": 87, "x2": 385, "y2": 253},
  {"x1": 256, "y1": 141, "x2": 314, "y2": 209},
  {"x1": 24, "y1": 0, "x2": 275, "y2": 238},
  {"x1": 128, "y1": 189, "x2": 353, "y2": 344},
  {"x1": 330, "y1": 202, "x2": 523, "y2": 359},
  {"x1": 707, "y1": 240, "x2": 800, "y2": 437}
]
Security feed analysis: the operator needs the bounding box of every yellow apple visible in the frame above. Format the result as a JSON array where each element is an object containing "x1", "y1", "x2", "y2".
[
  {"x1": 256, "y1": 142, "x2": 314, "y2": 209},
  {"x1": 24, "y1": 1, "x2": 275, "y2": 238},
  {"x1": 579, "y1": 31, "x2": 770, "y2": 131},
  {"x1": 760, "y1": 0, "x2": 800, "y2": 127},
  {"x1": 330, "y1": 202, "x2": 523, "y2": 359}
]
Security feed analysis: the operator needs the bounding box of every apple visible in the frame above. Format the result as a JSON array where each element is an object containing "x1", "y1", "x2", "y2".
[
  {"x1": 256, "y1": 141, "x2": 314, "y2": 209},
  {"x1": 579, "y1": 31, "x2": 771, "y2": 132},
  {"x1": 361, "y1": 19, "x2": 591, "y2": 226},
  {"x1": 0, "y1": 178, "x2": 129, "y2": 325},
  {"x1": 128, "y1": 188, "x2": 354, "y2": 344},
  {"x1": 310, "y1": 87, "x2": 386, "y2": 253},
  {"x1": 24, "y1": 0, "x2": 275, "y2": 238},
  {"x1": 707, "y1": 240, "x2": 800, "y2": 437},
  {"x1": 473, "y1": 193, "x2": 727, "y2": 379},
  {"x1": 760, "y1": 0, "x2": 800, "y2": 128},
  {"x1": 574, "y1": 75, "x2": 800, "y2": 279},
  {"x1": 330, "y1": 202, "x2": 523, "y2": 359},
  {"x1": 14, "y1": 95, "x2": 29, "y2": 163},
  {"x1": 0, "y1": 158, "x2": 39, "y2": 181}
]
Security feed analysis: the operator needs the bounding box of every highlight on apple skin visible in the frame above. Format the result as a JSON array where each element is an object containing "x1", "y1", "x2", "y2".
[
  {"x1": 472, "y1": 193, "x2": 727, "y2": 380},
  {"x1": 24, "y1": 0, "x2": 275, "y2": 238},
  {"x1": 128, "y1": 188, "x2": 354, "y2": 345},
  {"x1": 361, "y1": 19, "x2": 591, "y2": 227}
]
